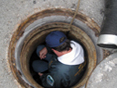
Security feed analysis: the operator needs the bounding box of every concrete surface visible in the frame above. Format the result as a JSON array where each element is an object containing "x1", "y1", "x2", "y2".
[
  {"x1": 0, "y1": 0, "x2": 105, "y2": 88},
  {"x1": 86, "y1": 52, "x2": 117, "y2": 88}
]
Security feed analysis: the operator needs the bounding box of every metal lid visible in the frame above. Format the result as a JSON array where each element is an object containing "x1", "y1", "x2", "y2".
[{"x1": 86, "y1": 52, "x2": 117, "y2": 88}]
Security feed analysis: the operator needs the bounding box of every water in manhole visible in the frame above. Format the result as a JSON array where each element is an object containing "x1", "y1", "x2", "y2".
[{"x1": 8, "y1": 9, "x2": 105, "y2": 88}]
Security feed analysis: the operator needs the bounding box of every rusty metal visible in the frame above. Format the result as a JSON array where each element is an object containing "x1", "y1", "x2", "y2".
[
  {"x1": 8, "y1": 8, "x2": 102, "y2": 88},
  {"x1": 20, "y1": 22, "x2": 97, "y2": 88},
  {"x1": 103, "y1": 50, "x2": 113, "y2": 59}
]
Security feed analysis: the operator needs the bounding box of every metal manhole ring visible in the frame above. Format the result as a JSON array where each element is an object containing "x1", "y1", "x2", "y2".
[
  {"x1": 20, "y1": 22, "x2": 97, "y2": 88},
  {"x1": 8, "y1": 8, "x2": 101, "y2": 88}
]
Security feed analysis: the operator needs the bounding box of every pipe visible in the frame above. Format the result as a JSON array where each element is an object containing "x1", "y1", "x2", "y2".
[{"x1": 97, "y1": 0, "x2": 117, "y2": 49}]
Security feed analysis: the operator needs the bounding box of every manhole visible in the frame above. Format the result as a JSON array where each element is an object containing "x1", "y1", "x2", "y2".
[{"x1": 8, "y1": 9, "x2": 107, "y2": 88}]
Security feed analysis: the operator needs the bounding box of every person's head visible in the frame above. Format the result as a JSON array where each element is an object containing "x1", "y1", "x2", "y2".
[{"x1": 45, "y1": 31, "x2": 71, "y2": 52}]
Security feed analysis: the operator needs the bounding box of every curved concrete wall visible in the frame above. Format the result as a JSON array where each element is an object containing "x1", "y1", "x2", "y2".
[{"x1": 0, "y1": 0, "x2": 105, "y2": 88}]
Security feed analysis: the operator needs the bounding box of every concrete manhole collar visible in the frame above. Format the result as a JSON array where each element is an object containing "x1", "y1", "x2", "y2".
[{"x1": 8, "y1": 9, "x2": 103, "y2": 88}]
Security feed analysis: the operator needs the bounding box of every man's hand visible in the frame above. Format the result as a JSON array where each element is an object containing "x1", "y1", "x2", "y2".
[
  {"x1": 39, "y1": 47, "x2": 47, "y2": 59},
  {"x1": 38, "y1": 72, "x2": 43, "y2": 76}
]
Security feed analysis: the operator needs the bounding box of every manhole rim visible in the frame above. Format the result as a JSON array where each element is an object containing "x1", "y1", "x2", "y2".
[{"x1": 8, "y1": 8, "x2": 101, "y2": 88}]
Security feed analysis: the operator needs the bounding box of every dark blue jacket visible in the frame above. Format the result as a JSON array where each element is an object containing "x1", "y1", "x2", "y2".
[{"x1": 40, "y1": 57, "x2": 86, "y2": 88}]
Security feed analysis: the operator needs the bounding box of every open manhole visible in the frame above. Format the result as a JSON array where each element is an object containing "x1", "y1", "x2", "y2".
[{"x1": 8, "y1": 9, "x2": 106, "y2": 88}]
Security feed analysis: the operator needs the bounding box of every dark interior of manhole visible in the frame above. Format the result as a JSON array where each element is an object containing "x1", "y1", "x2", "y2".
[{"x1": 29, "y1": 34, "x2": 87, "y2": 87}]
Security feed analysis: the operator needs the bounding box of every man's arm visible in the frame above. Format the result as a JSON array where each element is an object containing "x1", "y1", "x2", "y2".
[
  {"x1": 39, "y1": 47, "x2": 47, "y2": 59},
  {"x1": 39, "y1": 46, "x2": 53, "y2": 59}
]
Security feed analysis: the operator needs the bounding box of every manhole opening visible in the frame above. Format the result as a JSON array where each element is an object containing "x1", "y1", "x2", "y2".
[
  {"x1": 8, "y1": 9, "x2": 100, "y2": 88},
  {"x1": 9, "y1": 22, "x2": 97, "y2": 88},
  {"x1": 19, "y1": 22, "x2": 96, "y2": 88},
  {"x1": 29, "y1": 33, "x2": 88, "y2": 87}
]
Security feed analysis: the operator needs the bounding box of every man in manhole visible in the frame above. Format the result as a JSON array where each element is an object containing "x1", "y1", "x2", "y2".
[{"x1": 32, "y1": 31, "x2": 86, "y2": 88}]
